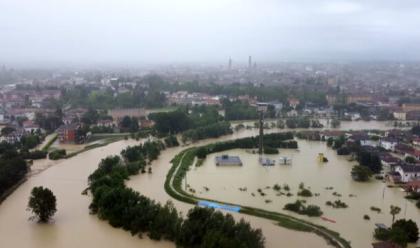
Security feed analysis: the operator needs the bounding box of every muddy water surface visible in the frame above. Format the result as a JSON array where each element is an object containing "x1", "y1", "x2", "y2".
[
  {"x1": 0, "y1": 121, "x2": 408, "y2": 248},
  {"x1": 187, "y1": 140, "x2": 420, "y2": 248}
]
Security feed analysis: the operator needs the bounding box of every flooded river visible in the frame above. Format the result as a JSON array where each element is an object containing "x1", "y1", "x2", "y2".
[{"x1": 0, "y1": 120, "x2": 413, "y2": 248}]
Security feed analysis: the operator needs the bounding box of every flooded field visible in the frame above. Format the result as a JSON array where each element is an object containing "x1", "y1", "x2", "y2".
[
  {"x1": 0, "y1": 120, "x2": 412, "y2": 248},
  {"x1": 186, "y1": 140, "x2": 420, "y2": 248}
]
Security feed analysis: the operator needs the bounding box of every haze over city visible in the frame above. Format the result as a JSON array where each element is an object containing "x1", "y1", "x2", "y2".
[
  {"x1": 1, "y1": 0, "x2": 420, "y2": 67},
  {"x1": 0, "y1": 1, "x2": 420, "y2": 248}
]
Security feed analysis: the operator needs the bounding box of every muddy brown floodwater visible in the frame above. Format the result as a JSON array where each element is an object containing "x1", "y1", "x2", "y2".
[{"x1": 0, "y1": 121, "x2": 413, "y2": 248}]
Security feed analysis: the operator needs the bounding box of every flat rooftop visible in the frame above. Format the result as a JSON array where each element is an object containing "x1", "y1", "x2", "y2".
[{"x1": 215, "y1": 155, "x2": 242, "y2": 165}]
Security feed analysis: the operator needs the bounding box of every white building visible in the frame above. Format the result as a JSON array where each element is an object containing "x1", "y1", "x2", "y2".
[
  {"x1": 379, "y1": 138, "x2": 398, "y2": 151},
  {"x1": 395, "y1": 164, "x2": 420, "y2": 183},
  {"x1": 393, "y1": 111, "x2": 407, "y2": 121}
]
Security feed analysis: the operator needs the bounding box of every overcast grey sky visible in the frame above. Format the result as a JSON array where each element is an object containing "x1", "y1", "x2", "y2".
[{"x1": 1, "y1": 0, "x2": 420, "y2": 66}]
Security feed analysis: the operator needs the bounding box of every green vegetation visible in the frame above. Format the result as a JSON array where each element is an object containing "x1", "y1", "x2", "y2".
[
  {"x1": 390, "y1": 205, "x2": 401, "y2": 224},
  {"x1": 263, "y1": 146, "x2": 279, "y2": 154},
  {"x1": 286, "y1": 117, "x2": 310, "y2": 129},
  {"x1": 193, "y1": 132, "x2": 296, "y2": 158},
  {"x1": 164, "y1": 145, "x2": 351, "y2": 248},
  {"x1": 35, "y1": 108, "x2": 63, "y2": 133},
  {"x1": 405, "y1": 156, "x2": 416, "y2": 164},
  {"x1": 284, "y1": 200, "x2": 323, "y2": 217},
  {"x1": 297, "y1": 183, "x2": 313, "y2": 197},
  {"x1": 27, "y1": 186, "x2": 57, "y2": 223},
  {"x1": 22, "y1": 150, "x2": 48, "y2": 160},
  {"x1": 48, "y1": 149, "x2": 67, "y2": 160},
  {"x1": 88, "y1": 143, "x2": 265, "y2": 247},
  {"x1": 60, "y1": 78, "x2": 166, "y2": 109},
  {"x1": 164, "y1": 135, "x2": 179, "y2": 147},
  {"x1": 370, "y1": 206, "x2": 381, "y2": 213},
  {"x1": 357, "y1": 150, "x2": 382, "y2": 174},
  {"x1": 374, "y1": 219, "x2": 419, "y2": 247},
  {"x1": 120, "y1": 141, "x2": 164, "y2": 162},
  {"x1": 351, "y1": 165, "x2": 372, "y2": 182},
  {"x1": 119, "y1": 116, "x2": 139, "y2": 133},
  {"x1": 182, "y1": 122, "x2": 232, "y2": 142},
  {"x1": 223, "y1": 100, "x2": 258, "y2": 121},
  {"x1": 149, "y1": 110, "x2": 191, "y2": 134},
  {"x1": 273, "y1": 184, "x2": 281, "y2": 191},
  {"x1": 150, "y1": 106, "x2": 223, "y2": 135},
  {"x1": 326, "y1": 200, "x2": 348, "y2": 209},
  {"x1": 0, "y1": 143, "x2": 28, "y2": 199},
  {"x1": 20, "y1": 135, "x2": 42, "y2": 150}
]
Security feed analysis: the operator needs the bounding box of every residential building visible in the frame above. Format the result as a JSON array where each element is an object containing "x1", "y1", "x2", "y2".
[
  {"x1": 57, "y1": 123, "x2": 82, "y2": 144},
  {"x1": 379, "y1": 138, "x2": 398, "y2": 151},
  {"x1": 394, "y1": 164, "x2": 420, "y2": 183}
]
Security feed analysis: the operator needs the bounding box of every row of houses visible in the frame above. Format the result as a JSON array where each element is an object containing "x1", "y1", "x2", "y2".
[{"x1": 320, "y1": 129, "x2": 420, "y2": 185}]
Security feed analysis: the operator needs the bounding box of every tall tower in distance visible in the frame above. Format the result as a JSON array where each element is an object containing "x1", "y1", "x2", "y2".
[
  {"x1": 248, "y1": 56, "x2": 252, "y2": 69},
  {"x1": 228, "y1": 57, "x2": 232, "y2": 70}
]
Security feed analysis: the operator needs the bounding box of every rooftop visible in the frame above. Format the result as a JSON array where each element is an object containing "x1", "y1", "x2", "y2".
[{"x1": 215, "y1": 155, "x2": 242, "y2": 166}]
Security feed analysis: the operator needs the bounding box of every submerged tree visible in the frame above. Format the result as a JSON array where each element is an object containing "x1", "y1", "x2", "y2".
[
  {"x1": 389, "y1": 205, "x2": 401, "y2": 224},
  {"x1": 27, "y1": 186, "x2": 57, "y2": 223}
]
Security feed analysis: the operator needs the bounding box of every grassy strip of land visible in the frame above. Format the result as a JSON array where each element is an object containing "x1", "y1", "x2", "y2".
[
  {"x1": 41, "y1": 134, "x2": 58, "y2": 152},
  {"x1": 87, "y1": 133, "x2": 130, "y2": 142},
  {"x1": 65, "y1": 136, "x2": 125, "y2": 159},
  {"x1": 165, "y1": 148, "x2": 351, "y2": 248}
]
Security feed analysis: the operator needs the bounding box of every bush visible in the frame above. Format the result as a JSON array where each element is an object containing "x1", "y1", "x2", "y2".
[
  {"x1": 370, "y1": 206, "x2": 381, "y2": 213},
  {"x1": 284, "y1": 200, "x2": 323, "y2": 217},
  {"x1": 298, "y1": 188, "x2": 313, "y2": 197},
  {"x1": 48, "y1": 149, "x2": 66, "y2": 160},
  {"x1": 23, "y1": 150, "x2": 48, "y2": 160},
  {"x1": 264, "y1": 146, "x2": 279, "y2": 154},
  {"x1": 164, "y1": 135, "x2": 179, "y2": 147},
  {"x1": 303, "y1": 205, "x2": 323, "y2": 217},
  {"x1": 374, "y1": 227, "x2": 390, "y2": 240},
  {"x1": 273, "y1": 184, "x2": 281, "y2": 191},
  {"x1": 326, "y1": 200, "x2": 348, "y2": 208},
  {"x1": 351, "y1": 165, "x2": 372, "y2": 182}
]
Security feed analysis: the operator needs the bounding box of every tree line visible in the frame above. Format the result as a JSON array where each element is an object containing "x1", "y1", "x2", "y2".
[
  {"x1": 88, "y1": 141, "x2": 265, "y2": 248},
  {"x1": 182, "y1": 122, "x2": 232, "y2": 142},
  {"x1": 196, "y1": 132, "x2": 297, "y2": 159},
  {"x1": 0, "y1": 143, "x2": 28, "y2": 197}
]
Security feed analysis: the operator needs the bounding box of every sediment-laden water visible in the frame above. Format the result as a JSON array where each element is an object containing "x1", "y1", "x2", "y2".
[{"x1": 0, "y1": 121, "x2": 411, "y2": 248}]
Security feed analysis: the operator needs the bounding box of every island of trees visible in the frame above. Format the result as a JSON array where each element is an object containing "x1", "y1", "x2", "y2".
[{"x1": 87, "y1": 140, "x2": 265, "y2": 248}]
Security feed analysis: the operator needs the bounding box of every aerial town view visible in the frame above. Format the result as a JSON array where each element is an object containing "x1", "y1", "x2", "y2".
[{"x1": 0, "y1": 1, "x2": 419, "y2": 248}]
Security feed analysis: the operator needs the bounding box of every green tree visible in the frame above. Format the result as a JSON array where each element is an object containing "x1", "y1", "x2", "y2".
[
  {"x1": 405, "y1": 156, "x2": 416, "y2": 164},
  {"x1": 27, "y1": 186, "x2": 57, "y2": 222},
  {"x1": 389, "y1": 205, "x2": 401, "y2": 224},
  {"x1": 392, "y1": 219, "x2": 419, "y2": 243},
  {"x1": 351, "y1": 165, "x2": 372, "y2": 182}
]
